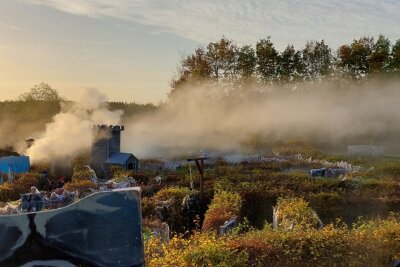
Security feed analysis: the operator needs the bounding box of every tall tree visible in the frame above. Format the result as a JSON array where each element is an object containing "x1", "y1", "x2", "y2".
[
  {"x1": 278, "y1": 45, "x2": 304, "y2": 84},
  {"x1": 17, "y1": 82, "x2": 65, "y2": 102},
  {"x1": 302, "y1": 40, "x2": 333, "y2": 80},
  {"x1": 256, "y1": 37, "x2": 279, "y2": 83},
  {"x1": 390, "y1": 39, "x2": 400, "y2": 73},
  {"x1": 369, "y1": 35, "x2": 391, "y2": 75},
  {"x1": 236, "y1": 45, "x2": 256, "y2": 80},
  {"x1": 170, "y1": 48, "x2": 212, "y2": 93},
  {"x1": 206, "y1": 38, "x2": 237, "y2": 80},
  {"x1": 336, "y1": 44, "x2": 353, "y2": 78},
  {"x1": 349, "y1": 37, "x2": 374, "y2": 79}
]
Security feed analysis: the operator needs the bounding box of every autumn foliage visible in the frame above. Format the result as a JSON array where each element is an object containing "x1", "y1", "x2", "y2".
[{"x1": 202, "y1": 191, "x2": 242, "y2": 232}]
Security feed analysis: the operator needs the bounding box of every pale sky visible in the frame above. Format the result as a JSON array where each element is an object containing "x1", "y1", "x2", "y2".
[{"x1": 1, "y1": 0, "x2": 399, "y2": 103}]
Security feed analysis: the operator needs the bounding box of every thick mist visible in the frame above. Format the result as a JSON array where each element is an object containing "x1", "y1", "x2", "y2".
[
  {"x1": 123, "y1": 79, "x2": 400, "y2": 158},
  {"x1": 26, "y1": 89, "x2": 122, "y2": 163},
  {"x1": 2, "y1": 81, "x2": 399, "y2": 162}
]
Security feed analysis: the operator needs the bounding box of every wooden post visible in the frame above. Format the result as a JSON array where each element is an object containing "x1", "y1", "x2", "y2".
[
  {"x1": 195, "y1": 159, "x2": 204, "y2": 201},
  {"x1": 187, "y1": 157, "x2": 209, "y2": 202},
  {"x1": 187, "y1": 156, "x2": 209, "y2": 230}
]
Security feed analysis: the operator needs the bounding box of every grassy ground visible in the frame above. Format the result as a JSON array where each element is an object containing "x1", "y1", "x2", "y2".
[{"x1": 2, "y1": 143, "x2": 400, "y2": 266}]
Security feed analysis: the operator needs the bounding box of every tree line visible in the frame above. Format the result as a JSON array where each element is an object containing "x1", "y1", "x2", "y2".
[
  {"x1": 170, "y1": 35, "x2": 400, "y2": 94},
  {"x1": 0, "y1": 83, "x2": 156, "y2": 139},
  {"x1": 0, "y1": 84, "x2": 157, "y2": 148},
  {"x1": 11, "y1": 83, "x2": 156, "y2": 119}
]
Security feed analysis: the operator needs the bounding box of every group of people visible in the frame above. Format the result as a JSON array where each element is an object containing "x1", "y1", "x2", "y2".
[{"x1": 21, "y1": 176, "x2": 77, "y2": 213}]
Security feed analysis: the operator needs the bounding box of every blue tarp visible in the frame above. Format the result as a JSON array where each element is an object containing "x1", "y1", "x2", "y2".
[
  {"x1": 0, "y1": 156, "x2": 30, "y2": 175},
  {"x1": 310, "y1": 168, "x2": 326, "y2": 177}
]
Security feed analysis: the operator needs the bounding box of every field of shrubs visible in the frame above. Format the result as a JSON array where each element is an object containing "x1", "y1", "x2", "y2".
[
  {"x1": 2, "y1": 142, "x2": 400, "y2": 266},
  {"x1": 140, "y1": 143, "x2": 400, "y2": 266}
]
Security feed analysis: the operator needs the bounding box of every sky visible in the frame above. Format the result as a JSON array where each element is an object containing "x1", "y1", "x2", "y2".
[{"x1": 0, "y1": 0, "x2": 399, "y2": 103}]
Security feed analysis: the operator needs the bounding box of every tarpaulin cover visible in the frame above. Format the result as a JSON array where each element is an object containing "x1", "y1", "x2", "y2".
[{"x1": 0, "y1": 156, "x2": 30, "y2": 174}]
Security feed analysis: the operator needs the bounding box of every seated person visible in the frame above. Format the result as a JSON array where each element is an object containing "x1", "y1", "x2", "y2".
[
  {"x1": 21, "y1": 186, "x2": 44, "y2": 212},
  {"x1": 54, "y1": 187, "x2": 65, "y2": 195},
  {"x1": 45, "y1": 189, "x2": 77, "y2": 209},
  {"x1": 56, "y1": 176, "x2": 66, "y2": 189},
  {"x1": 49, "y1": 189, "x2": 68, "y2": 202}
]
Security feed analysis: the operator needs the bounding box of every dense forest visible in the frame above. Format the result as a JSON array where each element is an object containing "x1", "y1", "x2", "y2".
[{"x1": 170, "y1": 35, "x2": 400, "y2": 94}]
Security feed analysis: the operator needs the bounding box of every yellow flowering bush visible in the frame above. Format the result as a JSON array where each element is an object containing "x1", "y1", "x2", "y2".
[
  {"x1": 145, "y1": 218, "x2": 400, "y2": 267},
  {"x1": 145, "y1": 233, "x2": 248, "y2": 267},
  {"x1": 0, "y1": 172, "x2": 40, "y2": 202},
  {"x1": 64, "y1": 179, "x2": 97, "y2": 195},
  {"x1": 0, "y1": 182, "x2": 15, "y2": 202},
  {"x1": 274, "y1": 197, "x2": 320, "y2": 230},
  {"x1": 144, "y1": 197, "x2": 400, "y2": 266},
  {"x1": 71, "y1": 165, "x2": 94, "y2": 181},
  {"x1": 145, "y1": 235, "x2": 190, "y2": 266}
]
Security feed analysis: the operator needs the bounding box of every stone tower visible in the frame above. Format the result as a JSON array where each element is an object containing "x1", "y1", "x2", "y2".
[{"x1": 90, "y1": 125, "x2": 125, "y2": 178}]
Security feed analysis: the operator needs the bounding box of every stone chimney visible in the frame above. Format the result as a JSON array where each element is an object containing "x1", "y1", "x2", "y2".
[{"x1": 90, "y1": 125, "x2": 125, "y2": 178}]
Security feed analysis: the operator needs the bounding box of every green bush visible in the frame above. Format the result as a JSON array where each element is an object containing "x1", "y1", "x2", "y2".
[
  {"x1": 64, "y1": 179, "x2": 97, "y2": 195},
  {"x1": 203, "y1": 191, "x2": 242, "y2": 232},
  {"x1": 274, "y1": 197, "x2": 321, "y2": 230},
  {"x1": 273, "y1": 140, "x2": 323, "y2": 158},
  {"x1": 308, "y1": 191, "x2": 342, "y2": 209},
  {"x1": 71, "y1": 165, "x2": 94, "y2": 181},
  {"x1": 375, "y1": 160, "x2": 400, "y2": 177},
  {"x1": 147, "y1": 186, "x2": 192, "y2": 233},
  {"x1": 227, "y1": 216, "x2": 400, "y2": 266}
]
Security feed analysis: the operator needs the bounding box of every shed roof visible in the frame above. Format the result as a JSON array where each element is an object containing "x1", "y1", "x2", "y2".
[
  {"x1": 106, "y1": 153, "x2": 137, "y2": 165},
  {"x1": 0, "y1": 149, "x2": 19, "y2": 158}
]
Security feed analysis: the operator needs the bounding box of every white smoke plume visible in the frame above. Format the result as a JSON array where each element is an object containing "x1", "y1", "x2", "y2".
[
  {"x1": 26, "y1": 88, "x2": 123, "y2": 163},
  {"x1": 124, "y1": 79, "x2": 400, "y2": 158}
]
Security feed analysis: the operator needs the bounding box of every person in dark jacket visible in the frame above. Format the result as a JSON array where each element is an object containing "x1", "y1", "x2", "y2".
[{"x1": 56, "y1": 176, "x2": 65, "y2": 189}]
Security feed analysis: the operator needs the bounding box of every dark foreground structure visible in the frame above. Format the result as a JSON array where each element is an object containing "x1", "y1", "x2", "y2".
[{"x1": 0, "y1": 187, "x2": 144, "y2": 267}]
